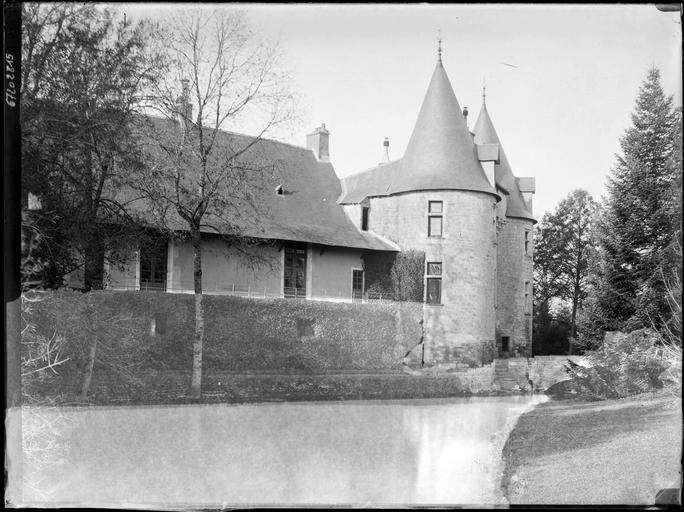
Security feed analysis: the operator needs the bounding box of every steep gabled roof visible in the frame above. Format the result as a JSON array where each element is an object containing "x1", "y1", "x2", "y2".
[
  {"x1": 118, "y1": 116, "x2": 397, "y2": 251},
  {"x1": 473, "y1": 102, "x2": 535, "y2": 222}
]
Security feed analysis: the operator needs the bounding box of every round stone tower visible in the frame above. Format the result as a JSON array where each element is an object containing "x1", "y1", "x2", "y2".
[{"x1": 367, "y1": 53, "x2": 500, "y2": 367}]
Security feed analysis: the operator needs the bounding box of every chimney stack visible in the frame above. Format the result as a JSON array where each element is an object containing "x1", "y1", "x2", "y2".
[
  {"x1": 306, "y1": 123, "x2": 330, "y2": 161},
  {"x1": 381, "y1": 137, "x2": 390, "y2": 163}
]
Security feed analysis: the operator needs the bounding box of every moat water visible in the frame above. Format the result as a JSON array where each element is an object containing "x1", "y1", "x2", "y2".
[{"x1": 8, "y1": 394, "x2": 548, "y2": 507}]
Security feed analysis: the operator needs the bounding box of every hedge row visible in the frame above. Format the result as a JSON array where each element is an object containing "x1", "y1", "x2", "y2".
[{"x1": 26, "y1": 290, "x2": 423, "y2": 397}]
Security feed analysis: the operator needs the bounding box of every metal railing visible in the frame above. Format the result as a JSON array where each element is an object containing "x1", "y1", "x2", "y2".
[{"x1": 104, "y1": 278, "x2": 393, "y2": 303}]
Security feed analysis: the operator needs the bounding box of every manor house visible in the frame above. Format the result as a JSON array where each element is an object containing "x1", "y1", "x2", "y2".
[{"x1": 94, "y1": 49, "x2": 536, "y2": 364}]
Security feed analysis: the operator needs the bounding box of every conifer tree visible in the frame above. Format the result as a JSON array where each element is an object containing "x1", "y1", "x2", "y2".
[{"x1": 592, "y1": 68, "x2": 680, "y2": 333}]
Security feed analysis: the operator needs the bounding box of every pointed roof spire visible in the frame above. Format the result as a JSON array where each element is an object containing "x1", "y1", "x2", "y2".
[
  {"x1": 437, "y1": 29, "x2": 443, "y2": 62},
  {"x1": 473, "y1": 101, "x2": 534, "y2": 221},
  {"x1": 386, "y1": 58, "x2": 496, "y2": 197}
]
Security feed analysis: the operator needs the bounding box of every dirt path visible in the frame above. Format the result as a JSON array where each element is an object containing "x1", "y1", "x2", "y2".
[{"x1": 502, "y1": 391, "x2": 682, "y2": 505}]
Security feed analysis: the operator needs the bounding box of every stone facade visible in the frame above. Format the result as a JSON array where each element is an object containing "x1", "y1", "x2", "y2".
[
  {"x1": 367, "y1": 190, "x2": 498, "y2": 365},
  {"x1": 495, "y1": 217, "x2": 535, "y2": 357},
  {"x1": 338, "y1": 56, "x2": 537, "y2": 368}
]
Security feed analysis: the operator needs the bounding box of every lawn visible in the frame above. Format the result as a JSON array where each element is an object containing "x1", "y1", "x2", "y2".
[{"x1": 501, "y1": 390, "x2": 682, "y2": 505}]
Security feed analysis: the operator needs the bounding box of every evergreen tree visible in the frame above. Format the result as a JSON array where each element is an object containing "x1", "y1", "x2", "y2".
[{"x1": 593, "y1": 68, "x2": 680, "y2": 332}]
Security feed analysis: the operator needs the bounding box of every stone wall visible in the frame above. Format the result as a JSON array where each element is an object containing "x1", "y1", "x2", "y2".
[
  {"x1": 492, "y1": 356, "x2": 588, "y2": 392},
  {"x1": 369, "y1": 190, "x2": 498, "y2": 366},
  {"x1": 527, "y1": 355, "x2": 587, "y2": 391},
  {"x1": 495, "y1": 217, "x2": 535, "y2": 356}
]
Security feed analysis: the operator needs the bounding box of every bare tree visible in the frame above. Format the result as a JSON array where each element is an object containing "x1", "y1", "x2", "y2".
[{"x1": 132, "y1": 9, "x2": 295, "y2": 399}]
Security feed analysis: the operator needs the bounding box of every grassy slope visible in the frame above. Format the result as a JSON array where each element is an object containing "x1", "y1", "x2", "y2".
[{"x1": 501, "y1": 391, "x2": 682, "y2": 505}]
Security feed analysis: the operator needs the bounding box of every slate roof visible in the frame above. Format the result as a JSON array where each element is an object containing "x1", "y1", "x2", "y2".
[
  {"x1": 338, "y1": 160, "x2": 399, "y2": 204},
  {"x1": 472, "y1": 102, "x2": 535, "y2": 222},
  {"x1": 118, "y1": 116, "x2": 398, "y2": 251},
  {"x1": 339, "y1": 58, "x2": 498, "y2": 204}
]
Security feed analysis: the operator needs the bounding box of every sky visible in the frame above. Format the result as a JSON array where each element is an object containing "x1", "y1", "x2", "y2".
[{"x1": 119, "y1": 3, "x2": 682, "y2": 217}]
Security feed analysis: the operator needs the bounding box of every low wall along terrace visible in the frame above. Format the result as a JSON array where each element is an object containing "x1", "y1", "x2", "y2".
[
  {"x1": 24, "y1": 291, "x2": 581, "y2": 402},
  {"x1": 26, "y1": 291, "x2": 424, "y2": 396}
]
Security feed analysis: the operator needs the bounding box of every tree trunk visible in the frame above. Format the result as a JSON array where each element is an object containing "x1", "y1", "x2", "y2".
[
  {"x1": 569, "y1": 283, "x2": 580, "y2": 355},
  {"x1": 188, "y1": 227, "x2": 204, "y2": 399},
  {"x1": 81, "y1": 335, "x2": 97, "y2": 401}
]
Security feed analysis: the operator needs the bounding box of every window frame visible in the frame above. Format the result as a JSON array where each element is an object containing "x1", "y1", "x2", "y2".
[
  {"x1": 425, "y1": 260, "x2": 443, "y2": 305},
  {"x1": 139, "y1": 239, "x2": 168, "y2": 292},
  {"x1": 283, "y1": 243, "x2": 308, "y2": 298},
  {"x1": 361, "y1": 206, "x2": 369, "y2": 231},
  {"x1": 427, "y1": 200, "x2": 444, "y2": 238},
  {"x1": 351, "y1": 268, "x2": 364, "y2": 301}
]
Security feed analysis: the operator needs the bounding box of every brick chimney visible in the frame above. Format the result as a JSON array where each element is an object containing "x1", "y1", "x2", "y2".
[
  {"x1": 307, "y1": 124, "x2": 330, "y2": 161},
  {"x1": 381, "y1": 137, "x2": 390, "y2": 164}
]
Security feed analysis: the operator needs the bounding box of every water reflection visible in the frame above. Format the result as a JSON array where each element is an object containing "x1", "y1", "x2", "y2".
[{"x1": 13, "y1": 395, "x2": 547, "y2": 506}]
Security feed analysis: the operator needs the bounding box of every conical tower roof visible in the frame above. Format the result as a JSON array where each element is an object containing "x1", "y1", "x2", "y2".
[
  {"x1": 473, "y1": 101, "x2": 535, "y2": 221},
  {"x1": 387, "y1": 59, "x2": 496, "y2": 197}
]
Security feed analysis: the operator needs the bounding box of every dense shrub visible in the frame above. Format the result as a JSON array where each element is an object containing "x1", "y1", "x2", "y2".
[
  {"x1": 26, "y1": 291, "x2": 423, "y2": 397},
  {"x1": 390, "y1": 251, "x2": 425, "y2": 302},
  {"x1": 533, "y1": 320, "x2": 571, "y2": 355},
  {"x1": 563, "y1": 328, "x2": 679, "y2": 399}
]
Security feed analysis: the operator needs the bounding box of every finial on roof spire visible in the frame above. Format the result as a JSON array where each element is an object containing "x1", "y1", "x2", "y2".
[
  {"x1": 437, "y1": 29, "x2": 442, "y2": 62},
  {"x1": 482, "y1": 77, "x2": 487, "y2": 104}
]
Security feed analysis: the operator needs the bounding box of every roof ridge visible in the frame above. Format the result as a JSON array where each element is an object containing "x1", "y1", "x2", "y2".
[
  {"x1": 143, "y1": 113, "x2": 319, "y2": 155},
  {"x1": 341, "y1": 157, "x2": 403, "y2": 180}
]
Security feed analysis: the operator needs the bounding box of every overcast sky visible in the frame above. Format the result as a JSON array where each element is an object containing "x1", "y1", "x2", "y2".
[{"x1": 120, "y1": 3, "x2": 682, "y2": 217}]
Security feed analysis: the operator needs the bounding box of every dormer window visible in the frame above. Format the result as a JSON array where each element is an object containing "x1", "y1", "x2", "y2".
[
  {"x1": 361, "y1": 206, "x2": 369, "y2": 231},
  {"x1": 275, "y1": 184, "x2": 284, "y2": 196}
]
